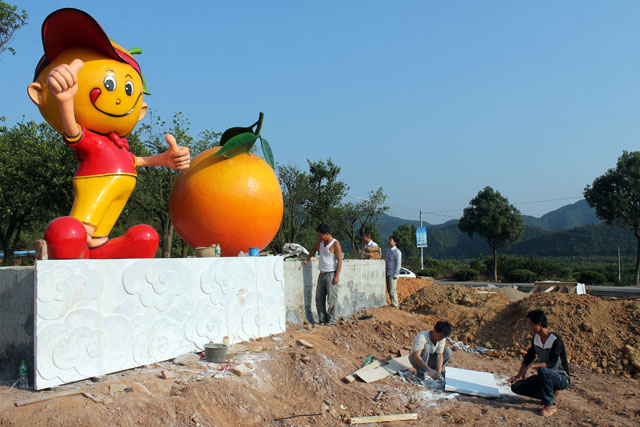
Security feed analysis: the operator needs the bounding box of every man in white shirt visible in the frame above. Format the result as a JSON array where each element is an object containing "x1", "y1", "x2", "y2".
[
  {"x1": 360, "y1": 232, "x2": 379, "y2": 259},
  {"x1": 409, "y1": 321, "x2": 453, "y2": 381},
  {"x1": 302, "y1": 223, "x2": 343, "y2": 325}
]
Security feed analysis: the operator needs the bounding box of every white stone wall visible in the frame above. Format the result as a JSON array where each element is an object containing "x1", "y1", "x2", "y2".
[
  {"x1": 283, "y1": 259, "x2": 386, "y2": 324},
  {"x1": 34, "y1": 257, "x2": 285, "y2": 390}
]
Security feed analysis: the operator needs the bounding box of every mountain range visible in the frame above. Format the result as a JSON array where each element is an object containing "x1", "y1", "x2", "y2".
[{"x1": 376, "y1": 199, "x2": 636, "y2": 258}]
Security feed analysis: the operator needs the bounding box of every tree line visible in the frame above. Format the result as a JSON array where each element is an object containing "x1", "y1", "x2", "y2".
[
  {"x1": 3, "y1": 118, "x2": 640, "y2": 285},
  {"x1": 0, "y1": 116, "x2": 390, "y2": 264},
  {"x1": 3, "y1": 6, "x2": 640, "y2": 284}
]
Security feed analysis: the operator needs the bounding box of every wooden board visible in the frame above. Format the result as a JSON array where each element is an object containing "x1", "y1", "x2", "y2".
[
  {"x1": 15, "y1": 390, "x2": 83, "y2": 407},
  {"x1": 349, "y1": 413, "x2": 419, "y2": 424}
]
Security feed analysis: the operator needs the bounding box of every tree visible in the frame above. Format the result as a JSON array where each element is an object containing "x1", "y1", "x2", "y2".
[
  {"x1": 0, "y1": 120, "x2": 76, "y2": 264},
  {"x1": 271, "y1": 164, "x2": 309, "y2": 253},
  {"x1": 340, "y1": 188, "x2": 389, "y2": 254},
  {"x1": 458, "y1": 186, "x2": 524, "y2": 281},
  {"x1": 0, "y1": 2, "x2": 27, "y2": 57},
  {"x1": 584, "y1": 151, "x2": 640, "y2": 285},
  {"x1": 393, "y1": 223, "x2": 418, "y2": 260},
  {"x1": 304, "y1": 159, "x2": 348, "y2": 225}
]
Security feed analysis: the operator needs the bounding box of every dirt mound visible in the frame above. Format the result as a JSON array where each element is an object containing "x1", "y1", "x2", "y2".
[
  {"x1": 394, "y1": 277, "x2": 433, "y2": 303},
  {"x1": 400, "y1": 285, "x2": 640, "y2": 378},
  {"x1": 488, "y1": 286, "x2": 528, "y2": 301},
  {"x1": 2, "y1": 305, "x2": 639, "y2": 427}
]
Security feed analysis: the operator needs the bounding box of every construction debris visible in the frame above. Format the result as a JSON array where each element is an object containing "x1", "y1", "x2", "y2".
[
  {"x1": 160, "y1": 370, "x2": 175, "y2": 379},
  {"x1": 131, "y1": 382, "x2": 153, "y2": 396},
  {"x1": 273, "y1": 413, "x2": 321, "y2": 422},
  {"x1": 81, "y1": 392, "x2": 102, "y2": 403},
  {"x1": 14, "y1": 389, "x2": 83, "y2": 407},
  {"x1": 232, "y1": 363, "x2": 255, "y2": 377},
  {"x1": 109, "y1": 384, "x2": 127, "y2": 394},
  {"x1": 173, "y1": 353, "x2": 201, "y2": 366},
  {"x1": 296, "y1": 338, "x2": 314, "y2": 348},
  {"x1": 342, "y1": 359, "x2": 385, "y2": 383}
]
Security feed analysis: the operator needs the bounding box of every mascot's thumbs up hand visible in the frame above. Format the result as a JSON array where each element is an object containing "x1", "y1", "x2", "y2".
[
  {"x1": 155, "y1": 134, "x2": 191, "y2": 170},
  {"x1": 47, "y1": 59, "x2": 84, "y2": 103}
]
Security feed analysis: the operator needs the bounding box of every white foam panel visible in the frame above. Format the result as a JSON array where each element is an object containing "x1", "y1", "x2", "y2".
[
  {"x1": 444, "y1": 366, "x2": 501, "y2": 398},
  {"x1": 34, "y1": 257, "x2": 285, "y2": 389}
]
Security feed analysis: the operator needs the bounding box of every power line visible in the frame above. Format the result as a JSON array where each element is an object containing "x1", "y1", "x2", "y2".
[
  {"x1": 347, "y1": 193, "x2": 633, "y2": 245},
  {"x1": 347, "y1": 195, "x2": 585, "y2": 219}
]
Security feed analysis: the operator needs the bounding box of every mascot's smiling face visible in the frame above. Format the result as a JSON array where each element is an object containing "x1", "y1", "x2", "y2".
[{"x1": 30, "y1": 45, "x2": 147, "y2": 136}]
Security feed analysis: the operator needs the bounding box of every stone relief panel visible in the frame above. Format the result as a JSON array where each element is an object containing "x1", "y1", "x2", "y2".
[{"x1": 35, "y1": 257, "x2": 285, "y2": 389}]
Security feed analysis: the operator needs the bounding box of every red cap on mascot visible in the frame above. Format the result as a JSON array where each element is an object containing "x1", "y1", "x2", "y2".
[{"x1": 33, "y1": 8, "x2": 142, "y2": 81}]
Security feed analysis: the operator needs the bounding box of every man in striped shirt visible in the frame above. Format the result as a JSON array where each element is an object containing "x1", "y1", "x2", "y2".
[{"x1": 509, "y1": 309, "x2": 570, "y2": 417}]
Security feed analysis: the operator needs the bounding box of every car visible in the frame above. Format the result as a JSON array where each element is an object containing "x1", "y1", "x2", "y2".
[{"x1": 398, "y1": 267, "x2": 416, "y2": 278}]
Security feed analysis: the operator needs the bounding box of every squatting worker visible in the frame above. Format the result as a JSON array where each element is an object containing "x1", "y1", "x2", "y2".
[
  {"x1": 302, "y1": 223, "x2": 343, "y2": 326},
  {"x1": 409, "y1": 321, "x2": 453, "y2": 381},
  {"x1": 385, "y1": 235, "x2": 401, "y2": 307},
  {"x1": 508, "y1": 309, "x2": 570, "y2": 418}
]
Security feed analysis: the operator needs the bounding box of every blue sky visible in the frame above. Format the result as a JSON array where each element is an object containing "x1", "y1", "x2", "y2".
[{"x1": 3, "y1": 1, "x2": 640, "y2": 224}]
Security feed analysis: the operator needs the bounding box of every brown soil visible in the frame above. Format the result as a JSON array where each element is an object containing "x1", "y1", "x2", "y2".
[
  {"x1": 401, "y1": 285, "x2": 640, "y2": 376},
  {"x1": 391, "y1": 277, "x2": 434, "y2": 304},
  {"x1": 1, "y1": 286, "x2": 639, "y2": 427}
]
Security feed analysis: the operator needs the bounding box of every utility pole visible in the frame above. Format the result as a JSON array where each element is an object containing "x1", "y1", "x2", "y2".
[
  {"x1": 618, "y1": 246, "x2": 621, "y2": 283},
  {"x1": 420, "y1": 209, "x2": 423, "y2": 271}
]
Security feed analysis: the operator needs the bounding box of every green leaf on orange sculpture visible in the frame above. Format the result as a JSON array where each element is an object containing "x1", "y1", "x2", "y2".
[
  {"x1": 260, "y1": 136, "x2": 274, "y2": 169},
  {"x1": 214, "y1": 132, "x2": 258, "y2": 159}
]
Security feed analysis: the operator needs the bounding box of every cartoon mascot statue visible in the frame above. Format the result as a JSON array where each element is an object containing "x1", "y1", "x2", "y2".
[{"x1": 27, "y1": 8, "x2": 190, "y2": 259}]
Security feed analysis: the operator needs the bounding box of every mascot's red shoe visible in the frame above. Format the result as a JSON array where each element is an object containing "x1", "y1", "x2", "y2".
[
  {"x1": 44, "y1": 216, "x2": 89, "y2": 259},
  {"x1": 89, "y1": 224, "x2": 159, "y2": 259}
]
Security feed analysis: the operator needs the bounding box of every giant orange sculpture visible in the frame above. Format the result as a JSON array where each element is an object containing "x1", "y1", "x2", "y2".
[{"x1": 169, "y1": 114, "x2": 283, "y2": 256}]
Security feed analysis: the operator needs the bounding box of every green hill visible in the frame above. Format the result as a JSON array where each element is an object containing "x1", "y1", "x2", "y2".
[
  {"x1": 522, "y1": 199, "x2": 601, "y2": 230},
  {"x1": 377, "y1": 200, "x2": 633, "y2": 259}
]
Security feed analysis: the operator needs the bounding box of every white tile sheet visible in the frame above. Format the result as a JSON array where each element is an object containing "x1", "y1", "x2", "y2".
[
  {"x1": 444, "y1": 367, "x2": 500, "y2": 398},
  {"x1": 34, "y1": 257, "x2": 285, "y2": 390}
]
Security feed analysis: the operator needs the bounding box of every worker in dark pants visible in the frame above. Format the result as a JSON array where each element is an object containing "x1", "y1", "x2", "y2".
[{"x1": 509, "y1": 309, "x2": 570, "y2": 417}]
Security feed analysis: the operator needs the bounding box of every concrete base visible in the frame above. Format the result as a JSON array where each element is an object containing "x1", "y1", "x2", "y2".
[
  {"x1": 283, "y1": 259, "x2": 386, "y2": 324},
  {"x1": 0, "y1": 258, "x2": 386, "y2": 387},
  {"x1": 0, "y1": 267, "x2": 34, "y2": 383}
]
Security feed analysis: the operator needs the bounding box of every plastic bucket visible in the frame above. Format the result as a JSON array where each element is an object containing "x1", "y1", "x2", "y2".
[{"x1": 204, "y1": 343, "x2": 228, "y2": 363}]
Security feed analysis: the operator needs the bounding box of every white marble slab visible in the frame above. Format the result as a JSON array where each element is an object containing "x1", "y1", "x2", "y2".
[
  {"x1": 444, "y1": 367, "x2": 500, "y2": 398},
  {"x1": 34, "y1": 257, "x2": 285, "y2": 390}
]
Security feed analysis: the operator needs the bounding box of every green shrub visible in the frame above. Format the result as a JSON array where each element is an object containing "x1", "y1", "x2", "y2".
[
  {"x1": 469, "y1": 258, "x2": 489, "y2": 277},
  {"x1": 418, "y1": 268, "x2": 439, "y2": 278},
  {"x1": 483, "y1": 255, "x2": 572, "y2": 281},
  {"x1": 454, "y1": 268, "x2": 479, "y2": 281},
  {"x1": 506, "y1": 269, "x2": 537, "y2": 283},
  {"x1": 576, "y1": 270, "x2": 607, "y2": 285},
  {"x1": 423, "y1": 257, "x2": 458, "y2": 277}
]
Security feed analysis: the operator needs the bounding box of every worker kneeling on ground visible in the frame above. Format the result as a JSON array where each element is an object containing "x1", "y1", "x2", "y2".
[
  {"x1": 508, "y1": 309, "x2": 570, "y2": 417},
  {"x1": 409, "y1": 320, "x2": 453, "y2": 381}
]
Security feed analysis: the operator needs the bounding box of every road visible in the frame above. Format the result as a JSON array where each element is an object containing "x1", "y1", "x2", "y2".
[{"x1": 433, "y1": 280, "x2": 640, "y2": 298}]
